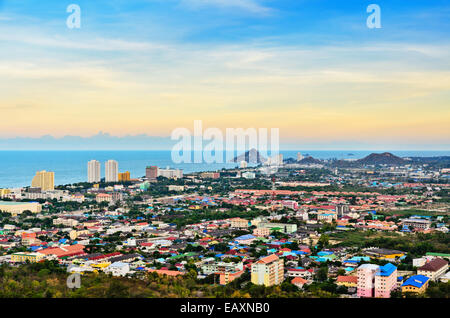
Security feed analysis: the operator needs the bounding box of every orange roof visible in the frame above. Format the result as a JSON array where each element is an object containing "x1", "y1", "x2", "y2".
[
  {"x1": 292, "y1": 277, "x2": 307, "y2": 285},
  {"x1": 336, "y1": 275, "x2": 358, "y2": 283},
  {"x1": 256, "y1": 254, "x2": 279, "y2": 264}
]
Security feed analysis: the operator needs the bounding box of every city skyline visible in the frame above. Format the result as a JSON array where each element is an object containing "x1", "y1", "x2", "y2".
[{"x1": 0, "y1": 1, "x2": 449, "y2": 150}]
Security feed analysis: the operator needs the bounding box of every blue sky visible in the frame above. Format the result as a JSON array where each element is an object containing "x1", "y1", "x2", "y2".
[
  {"x1": 3, "y1": 0, "x2": 449, "y2": 45},
  {"x1": 0, "y1": 0, "x2": 449, "y2": 150}
]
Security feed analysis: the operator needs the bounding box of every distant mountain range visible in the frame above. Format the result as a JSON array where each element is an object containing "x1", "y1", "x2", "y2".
[{"x1": 285, "y1": 152, "x2": 450, "y2": 167}]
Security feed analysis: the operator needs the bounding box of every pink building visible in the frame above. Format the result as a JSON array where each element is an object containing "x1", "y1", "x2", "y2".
[
  {"x1": 374, "y1": 263, "x2": 398, "y2": 298},
  {"x1": 357, "y1": 264, "x2": 379, "y2": 298},
  {"x1": 357, "y1": 263, "x2": 397, "y2": 298}
]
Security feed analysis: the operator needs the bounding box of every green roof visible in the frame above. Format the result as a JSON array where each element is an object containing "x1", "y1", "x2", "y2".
[
  {"x1": 0, "y1": 201, "x2": 38, "y2": 205},
  {"x1": 426, "y1": 252, "x2": 450, "y2": 258}
]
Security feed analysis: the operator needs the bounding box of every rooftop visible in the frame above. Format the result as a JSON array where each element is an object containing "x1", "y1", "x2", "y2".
[
  {"x1": 402, "y1": 275, "x2": 429, "y2": 288},
  {"x1": 376, "y1": 263, "x2": 397, "y2": 277}
]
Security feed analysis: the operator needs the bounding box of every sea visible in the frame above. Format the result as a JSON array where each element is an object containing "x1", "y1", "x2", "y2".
[{"x1": 0, "y1": 150, "x2": 448, "y2": 189}]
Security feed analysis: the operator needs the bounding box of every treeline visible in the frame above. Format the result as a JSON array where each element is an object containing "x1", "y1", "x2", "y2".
[
  {"x1": 330, "y1": 230, "x2": 450, "y2": 256},
  {"x1": 0, "y1": 261, "x2": 325, "y2": 298}
]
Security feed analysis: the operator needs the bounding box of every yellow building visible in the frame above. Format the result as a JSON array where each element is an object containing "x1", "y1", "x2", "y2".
[
  {"x1": 336, "y1": 275, "x2": 358, "y2": 288},
  {"x1": 69, "y1": 229, "x2": 90, "y2": 240},
  {"x1": 118, "y1": 171, "x2": 130, "y2": 182},
  {"x1": 231, "y1": 217, "x2": 249, "y2": 229},
  {"x1": 251, "y1": 254, "x2": 284, "y2": 286},
  {"x1": 0, "y1": 189, "x2": 11, "y2": 197},
  {"x1": 0, "y1": 201, "x2": 42, "y2": 216},
  {"x1": 11, "y1": 252, "x2": 44, "y2": 263},
  {"x1": 401, "y1": 275, "x2": 430, "y2": 294},
  {"x1": 31, "y1": 170, "x2": 54, "y2": 191},
  {"x1": 365, "y1": 248, "x2": 405, "y2": 260}
]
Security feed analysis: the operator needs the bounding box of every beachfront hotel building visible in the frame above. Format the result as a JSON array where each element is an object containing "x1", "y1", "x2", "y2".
[
  {"x1": 105, "y1": 160, "x2": 118, "y2": 182},
  {"x1": 118, "y1": 171, "x2": 130, "y2": 182},
  {"x1": 251, "y1": 254, "x2": 284, "y2": 287},
  {"x1": 31, "y1": 170, "x2": 54, "y2": 191},
  {"x1": 146, "y1": 166, "x2": 158, "y2": 181},
  {"x1": 87, "y1": 160, "x2": 101, "y2": 183},
  {"x1": 158, "y1": 167, "x2": 183, "y2": 179},
  {"x1": 0, "y1": 201, "x2": 42, "y2": 216}
]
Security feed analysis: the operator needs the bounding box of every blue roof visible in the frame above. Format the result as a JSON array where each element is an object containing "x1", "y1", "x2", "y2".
[
  {"x1": 402, "y1": 275, "x2": 429, "y2": 288},
  {"x1": 236, "y1": 234, "x2": 255, "y2": 240},
  {"x1": 376, "y1": 263, "x2": 397, "y2": 276},
  {"x1": 317, "y1": 251, "x2": 333, "y2": 256},
  {"x1": 347, "y1": 256, "x2": 370, "y2": 262}
]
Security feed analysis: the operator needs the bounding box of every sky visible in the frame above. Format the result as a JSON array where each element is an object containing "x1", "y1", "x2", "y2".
[{"x1": 0, "y1": 0, "x2": 449, "y2": 150}]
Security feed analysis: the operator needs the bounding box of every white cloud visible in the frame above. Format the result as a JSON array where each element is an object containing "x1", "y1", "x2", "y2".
[{"x1": 179, "y1": 0, "x2": 273, "y2": 15}]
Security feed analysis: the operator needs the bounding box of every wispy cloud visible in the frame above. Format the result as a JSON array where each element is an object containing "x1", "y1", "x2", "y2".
[{"x1": 179, "y1": 0, "x2": 273, "y2": 15}]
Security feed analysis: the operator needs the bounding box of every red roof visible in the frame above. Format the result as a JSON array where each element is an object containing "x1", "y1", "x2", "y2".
[
  {"x1": 336, "y1": 275, "x2": 358, "y2": 284},
  {"x1": 38, "y1": 244, "x2": 85, "y2": 258},
  {"x1": 292, "y1": 277, "x2": 308, "y2": 285}
]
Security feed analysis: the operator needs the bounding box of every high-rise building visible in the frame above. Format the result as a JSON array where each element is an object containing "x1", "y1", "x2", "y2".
[
  {"x1": 251, "y1": 254, "x2": 284, "y2": 286},
  {"x1": 146, "y1": 166, "x2": 158, "y2": 181},
  {"x1": 357, "y1": 264, "x2": 379, "y2": 298},
  {"x1": 87, "y1": 160, "x2": 101, "y2": 183},
  {"x1": 267, "y1": 154, "x2": 283, "y2": 166},
  {"x1": 240, "y1": 161, "x2": 248, "y2": 168},
  {"x1": 118, "y1": 171, "x2": 130, "y2": 182},
  {"x1": 374, "y1": 263, "x2": 397, "y2": 298},
  {"x1": 105, "y1": 160, "x2": 118, "y2": 182},
  {"x1": 31, "y1": 170, "x2": 54, "y2": 191},
  {"x1": 297, "y1": 152, "x2": 304, "y2": 162},
  {"x1": 158, "y1": 167, "x2": 183, "y2": 179},
  {"x1": 336, "y1": 204, "x2": 350, "y2": 217},
  {"x1": 357, "y1": 263, "x2": 398, "y2": 298}
]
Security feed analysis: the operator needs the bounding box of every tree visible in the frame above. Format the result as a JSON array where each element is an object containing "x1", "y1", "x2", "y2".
[{"x1": 316, "y1": 266, "x2": 328, "y2": 282}]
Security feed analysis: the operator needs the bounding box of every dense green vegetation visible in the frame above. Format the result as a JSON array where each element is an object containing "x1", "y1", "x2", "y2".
[
  {"x1": 0, "y1": 261, "x2": 327, "y2": 298},
  {"x1": 329, "y1": 229, "x2": 450, "y2": 256}
]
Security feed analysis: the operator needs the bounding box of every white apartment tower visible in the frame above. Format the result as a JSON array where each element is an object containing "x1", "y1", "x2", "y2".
[
  {"x1": 105, "y1": 160, "x2": 119, "y2": 182},
  {"x1": 87, "y1": 160, "x2": 101, "y2": 183}
]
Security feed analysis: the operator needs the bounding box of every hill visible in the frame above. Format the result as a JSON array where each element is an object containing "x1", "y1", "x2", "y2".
[
  {"x1": 357, "y1": 152, "x2": 406, "y2": 165},
  {"x1": 229, "y1": 148, "x2": 267, "y2": 164}
]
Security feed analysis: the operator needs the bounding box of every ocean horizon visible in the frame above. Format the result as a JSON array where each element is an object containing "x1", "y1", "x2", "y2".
[{"x1": 0, "y1": 150, "x2": 449, "y2": 189}]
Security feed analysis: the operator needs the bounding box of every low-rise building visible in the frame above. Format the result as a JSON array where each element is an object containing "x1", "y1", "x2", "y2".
[
  {"x1": 418, "y1": 257, "x2": 448, "y2": 281},
  {"x1": 401, "y1": 275, "x2": 430, "y2": 294},
  {"x1": 11, "y1": 252, "x2": 44, "y2": 263}
]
